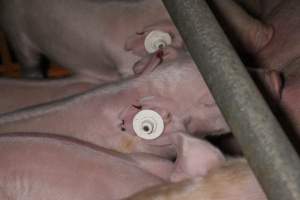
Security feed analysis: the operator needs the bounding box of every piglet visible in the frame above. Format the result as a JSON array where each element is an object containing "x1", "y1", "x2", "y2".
[
  {"x1": 0, "y1": 0, "x2": 183, "y2": 80},
  {"x1": 0, "y1": 47, "x2": 229, "y2": 158},
  {"x1": 0, "y1": 132, "x2": 226, "y2": 200}
]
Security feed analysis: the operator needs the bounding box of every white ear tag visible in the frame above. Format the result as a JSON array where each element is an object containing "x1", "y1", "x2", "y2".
[
  {"x1": 144, "y1": 30, "x2": 172, "y2": 53},
  {"x1": 133, "y1": 109, "x2": 164, "y2": 140}
]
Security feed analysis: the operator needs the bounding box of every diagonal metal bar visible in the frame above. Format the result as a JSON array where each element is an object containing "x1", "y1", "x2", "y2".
[{"x1": 162, "y1": 0, "x2": 300, "y2": 200}]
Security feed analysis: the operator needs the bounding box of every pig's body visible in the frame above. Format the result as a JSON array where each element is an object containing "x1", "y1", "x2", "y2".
[
  {"x1": 0, "y1": 133, "x2": 229, "y2": 200},
  {"x1": 0, "y1": 0, "x2": 170, "y2": 80},
  {"x1": 0, "y1": 77, "x2": 95, "y2": 114},
  {"x1": 118, "y1": 2, "x2": 300, "y2": 198},
  {"x1": 0, "y1": 49, "x2": 229, "y2": 157},
  {"x1": 0, "y1": 133, "x2": 171, "y2": 200},
  {"x1": 127, "y1": 159, "x2": 267, "y2": 200}
]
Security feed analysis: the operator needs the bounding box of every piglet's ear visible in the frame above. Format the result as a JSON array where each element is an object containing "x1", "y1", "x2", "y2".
[
  {"x1": 170, "y1": 133, "x2": 225, "y2": 182},
  {"x1": 132, "y1": 50, "x2": 163, "y2": 75},
  {"x1": 125, "y1": 32, "x2": 149, "y2": 57}
]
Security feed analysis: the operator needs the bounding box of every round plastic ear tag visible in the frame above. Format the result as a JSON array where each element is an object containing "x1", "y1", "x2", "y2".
[
  {"x1": 144, "y1": 30, "x2": 172, "y2": 53},
  {"x1": 132, "y1": 109, "x2": 164, "y2": 140}
]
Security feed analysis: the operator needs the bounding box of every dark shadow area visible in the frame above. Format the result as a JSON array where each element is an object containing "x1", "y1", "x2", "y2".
[{"x1": 206, "y1": 134, "x2": 243, "y2": 156}]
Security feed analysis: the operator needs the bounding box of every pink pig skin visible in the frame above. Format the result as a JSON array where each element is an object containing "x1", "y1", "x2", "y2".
[
  {"x1": 0, "y1": 133, "x2": 170, "y2": 200},
  {"x1": 254, "y1": 0, "x2": 300, "y2": 72},
  {"x1": 0, "y1": 48, "x2": 229, "y2": 158},
  {"x1": 0, "y1": 133, "x2": 228, "y2": 200},
  {"x1": 0, "y1": 133, "x2": 265, "y2": 200},
  {"x1": 210, "y1": 0, "x2": 300, "y2": 73},
  {"x1": 126, "y1": 159, "x2": 267, "y2": 200},
  {"x1": 0, "y1": 77, "x2": 96, "y2": 114}
]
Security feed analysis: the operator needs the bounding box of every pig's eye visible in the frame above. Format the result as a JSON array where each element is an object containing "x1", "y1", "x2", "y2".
[
  {"x1": 144, "y1": 30, "x2": 172, "y2": 53},
  {"x1": 132, "y1": 109, "x2": 164, "y2": 140}
]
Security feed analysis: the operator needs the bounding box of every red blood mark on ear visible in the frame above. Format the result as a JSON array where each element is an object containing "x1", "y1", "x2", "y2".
[
  {"x1": 157, "y1": 50, "x2": 165, "y2": 65},
  {"x1": 156, "y1": 50, "x2": 164, "y2": 59},
  {"x1": 132, "y1": 105, "x2": 142, "y2": 110},
  {"x1": 136, "y1": 31, "x2": 145, "y2": 35},
  {"x1": 120, "y1": 120, "x2": 126, "y2": 131}
]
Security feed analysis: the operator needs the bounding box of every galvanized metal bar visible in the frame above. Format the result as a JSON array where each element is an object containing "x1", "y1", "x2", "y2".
[{"x1": 162, "y1": 0, "x2": 300, "y2": 200}]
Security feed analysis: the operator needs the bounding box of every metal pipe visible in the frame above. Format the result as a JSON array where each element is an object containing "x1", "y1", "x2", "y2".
[{"x1": 162, "y1": 0, "x2": 300, "y2": 200}]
